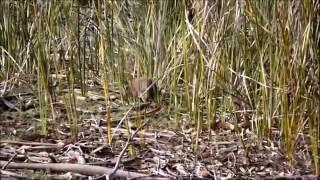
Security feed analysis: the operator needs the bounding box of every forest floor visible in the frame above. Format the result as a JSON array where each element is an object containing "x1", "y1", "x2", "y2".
[{"x1": 0, "y1": 79, "x2": 317, "y2": 179}]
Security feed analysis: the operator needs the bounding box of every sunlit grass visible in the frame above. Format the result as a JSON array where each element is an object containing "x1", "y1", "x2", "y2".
[{"x1": 0, "y1": 0, "x2": 318, "y2": 175}]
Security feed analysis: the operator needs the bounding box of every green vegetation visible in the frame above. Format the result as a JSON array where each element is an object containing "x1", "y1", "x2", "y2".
[{"x1": 0, "y1": 0, "x2": 319, "y2": 175}]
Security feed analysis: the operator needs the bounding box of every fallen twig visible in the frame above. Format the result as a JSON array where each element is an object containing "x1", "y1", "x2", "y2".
[
  {"x1": 0, "y1": 160, "x2": 146, "y2": 179},
  {"x1": 105, "y1": 118, "x2": 153, "y2": 179}
]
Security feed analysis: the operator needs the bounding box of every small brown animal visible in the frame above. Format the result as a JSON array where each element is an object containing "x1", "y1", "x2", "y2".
[{"x1": 129, "y1": 77, "x2": 157, "y2": 102}]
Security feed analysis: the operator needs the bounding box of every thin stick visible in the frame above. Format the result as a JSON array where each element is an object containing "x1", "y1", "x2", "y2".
[{"x1": 104, "y1": 118, "x2": 152, "y2": 180}]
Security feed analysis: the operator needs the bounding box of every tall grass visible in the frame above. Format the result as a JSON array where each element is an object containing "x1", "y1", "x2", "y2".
[{"x1": 0, "y1": 0, "x2": 319, "y2": 175}]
